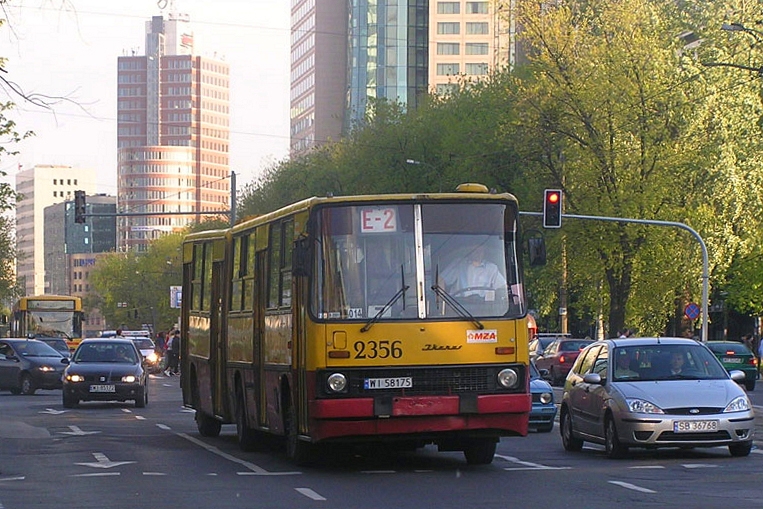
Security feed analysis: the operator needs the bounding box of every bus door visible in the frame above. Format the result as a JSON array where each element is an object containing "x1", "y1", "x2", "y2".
[
  {"x1": 255, "y1": 250, "x2": 267, "y2": 428},
  {"x1": 210, "y1": 257, "x2": 229, "y2": 419}
]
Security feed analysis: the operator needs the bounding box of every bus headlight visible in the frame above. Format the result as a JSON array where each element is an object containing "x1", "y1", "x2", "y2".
[
  {"x1": 497, "y1": 368, "x2": 519, "y2": 389},
  {"x1": 326, "y1": 373, "x2": 347, "y2": 393}
]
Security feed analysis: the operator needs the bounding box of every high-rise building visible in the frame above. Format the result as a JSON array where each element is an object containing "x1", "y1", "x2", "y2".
[
  {"x1": 117, "y1": 12, "x2": 231, "y2": 251},
  {"x1": 15, "y1": 165, "x2": 97, "y2": 296},
  {"x1": 290, "y1": 1, "x2": 515, "y2": 156}
]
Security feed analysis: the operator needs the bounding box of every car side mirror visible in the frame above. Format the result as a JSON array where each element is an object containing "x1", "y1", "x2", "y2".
[
  {"x1": 61, "y1": 358, "x2": 70, "y2": 365},
  {"x1": 582, "y1": 373, "x2": 602, "y2": 385},
  {"x1": 729, "y1": 370, "x2": 745, "y2": 383},
  {"x1": 538, "y1": 368, "x2": 549, "y2": 378}
]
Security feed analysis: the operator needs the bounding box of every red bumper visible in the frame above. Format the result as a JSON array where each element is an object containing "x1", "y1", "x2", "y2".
[{"x1": 308, "y1": 393, "x2": 530, "y2": 441}]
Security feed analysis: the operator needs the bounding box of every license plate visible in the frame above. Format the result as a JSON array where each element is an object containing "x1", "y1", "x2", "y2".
[
  {"x1": 363, "y1": 377, "x2": 412, "y2": 390},
  {"x1": 722, "y1": 357, "x2": 741, "y2": 364},
  {"x1": 673, "y1": 420, "x2": 718, "y2": 433},
  {"x1": 90, "y1": 384, "x2": 115, "y2": 393}
]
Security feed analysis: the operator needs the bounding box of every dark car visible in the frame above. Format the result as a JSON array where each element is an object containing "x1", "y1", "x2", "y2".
[
  {"x1": 706, "y1": 341, "x2": 758, "y2": 391},
  {"x1": 38, "y1": 337, "x2": 73, "y2": 360},
  {"x1": 529, "y1": 361, "x2": 557, "y2": 432},
  {"x1": 0, "y1": 338, "x2": 69, "y2": 395},
  {"x1": 62, "y1": 338, "x2": 148, "y2": 408},
  {"x1": 560, "y1": 337, "x2": 754, "y2": 458},
  {"x1": 535, "y1": 338, "x2": 594, "y2": 385},
  {"x1": 529, "y1": 336, "x2": 557, "y2": 363}
]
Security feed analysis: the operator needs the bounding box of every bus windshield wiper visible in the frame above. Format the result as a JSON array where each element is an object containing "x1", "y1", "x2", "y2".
[
  {"x1": 361, "y1": 266, "x2": 408, "y2": 333},
  {"x1": 432, "y1": 266, "x2": 484, "y2": 330}
]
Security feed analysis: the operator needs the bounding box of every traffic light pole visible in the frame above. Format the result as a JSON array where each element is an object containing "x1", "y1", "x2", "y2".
[{"x1": 522, "y1": 211, "x2": 710, "y2": 343}]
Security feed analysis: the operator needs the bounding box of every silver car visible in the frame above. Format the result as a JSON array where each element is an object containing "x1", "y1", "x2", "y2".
[{"x1": 560, "y1": 337, "x2": 754, "y2": 458}]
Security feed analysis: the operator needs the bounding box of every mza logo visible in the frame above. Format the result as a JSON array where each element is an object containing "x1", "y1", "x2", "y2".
[{"x1": 467, "y1": 329, "x2": 498, "y2": 343}]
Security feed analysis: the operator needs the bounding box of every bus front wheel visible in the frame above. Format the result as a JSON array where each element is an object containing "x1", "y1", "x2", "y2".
[{"x1": 285, "y1": 403, "x2": 313, "y2": 465}]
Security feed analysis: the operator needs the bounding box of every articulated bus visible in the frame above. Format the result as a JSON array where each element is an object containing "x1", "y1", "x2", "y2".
[
  {"x1": 10, "y1": 295, "x2": 85, "y2": 350},
  {"x1": 180, "y1": 184, "x2": 544, "y2": 465}
]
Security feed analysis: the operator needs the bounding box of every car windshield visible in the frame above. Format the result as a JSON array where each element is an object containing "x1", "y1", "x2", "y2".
[
  {"x1": 74, "y1": 343, "x2": 139, "y2": 363},
  {"x1": 613, "y1": 344, "x2": 729, "y2": 382},
  {"x1": 560, "y1": 341, "x2": 592, "y2": 352},
  {"x1": 42, "y1": 339, "x2": 70, "y2": 354},
  {"x1": 12, "y1": 341, "x2": 63, "y2": 357},
  {"x1": 132, "y1": 338, "x2": 154, "y2": 350}
]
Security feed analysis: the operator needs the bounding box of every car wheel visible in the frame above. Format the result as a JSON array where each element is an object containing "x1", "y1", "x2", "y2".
[
  {"x1": 235, "y1": 390, "x2": 258, "y2": 452},
  {"x1": 195, "y1": 410, "x2": 222, "y2": 437},
  {"x1": 63, "y1": 394, "x2": 78, "y2": 408},
  {"x1": 135, "y1": 386, "x2": 147, "y2": 408},
  {"x1": 729, "y1": 441, "x2": 753, "y2": 457},
  {"x1": 745, "y1": 378, "x2": 755, "y2": 392},
  {"x1": 561, "y1": 408, "x2": 583, "y2": 451},
  {"x1": 20, "y1": 374, "x2": 36, "y2": 395},
  {"x1": 604, "y1": 417, "x2": 628, "y2": 459},
  {"x1": 463, "y1": 438, "x2": 497, "y2": 465}
]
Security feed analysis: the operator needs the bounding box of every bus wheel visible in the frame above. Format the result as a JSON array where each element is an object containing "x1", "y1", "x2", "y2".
[
  {"x1": 196, "y1": 411, "x2": 222, "y2": 437},
  {"x1": 285, "y1": 403, "x2": 313, "y2": 465},
  {"x1": 236, "y1": 391, "x2": 257, "y2": 452},
  {"x1": 463, "y1": 438, "x2": 497, "y2": 465}
]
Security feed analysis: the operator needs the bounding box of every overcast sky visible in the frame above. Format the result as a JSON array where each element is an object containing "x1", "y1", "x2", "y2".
[{"x1": 1, "y1": 0, "x2": 291, "y2": 194}]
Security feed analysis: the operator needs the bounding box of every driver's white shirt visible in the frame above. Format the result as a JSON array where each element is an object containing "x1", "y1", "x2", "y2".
[{"x1": 442, "y1": 260, "x2": 506, "y2": 299}]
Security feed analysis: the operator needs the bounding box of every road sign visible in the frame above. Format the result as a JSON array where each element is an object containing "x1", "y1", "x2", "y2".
[{"x1": 684, "y1": 302, "x2": 700, "y2": 320}]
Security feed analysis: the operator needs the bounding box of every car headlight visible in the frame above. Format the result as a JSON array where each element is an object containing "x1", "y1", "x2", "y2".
[
  {"x1": 66, "y1": 374, "x2": 85, "y2": 382},
  {"x1": 497, "y1": 368, "x2": 519, "y2": 389},
  {"x1": 539, "y1": 392, "x2": 553, "y2": 404},
  {"x1": 38, "y1": 366, "x2": 55, "y2": 372},
  {"x1": 626, "y1": 398, "x2": 664, "y2": 414},
  {"x1": 147, "y1": 352, "x2": 159, "y2": 364},
  {"x1": 724, "y1": 395, "x2": 751, "y2": 413},
  {"x1": 326, "y1": 373, "x2": 347, "y2": 393},
  {"x1": 122, "y1": 375, "x2": 137, "y2": 383}
]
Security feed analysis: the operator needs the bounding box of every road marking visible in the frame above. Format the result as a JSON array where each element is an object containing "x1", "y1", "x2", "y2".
[
  {"x1": 295, "y1": 488, "x2": 326, "y2": 501},
  {"x1": 143, "y1": 472, "x2": 167, "y2": 476},
  {"x1": 682, "y1": 464, "x2": 717, "y2": 469},
  {"x1": 73, "y1": 472, "x2": 121, "y2": 477},
  {"x1": 135, "y1": 416, "x2": 146, "y2": 420},
  {"x1": 121, "y1": 409, "x2": 132, "y2": 414},
  {"x1": 496, "y1": 454, "x2": 571, "y2": 471},
  {"x1": 360, "y1": 470, "x2": 396, "y2": 474},
  {"x1": 0, "y1": 477, "x2": 25, "y2": 482},
  {"x1": 156, "y1": 424, "x2": 171, "y2": 430},
  {"x1": 751, "y1": 449, "x2": 763, "y2": 455},
  {"x1": 75, "y1": 452, "x2": 136, "y2": 469},
  {"x1": 177, "y1": 432, "x2": 299, "y2": 476},
  {"x1": 40, "y1": 408, "x2": 66, "y2": 415},
  {"x1": 59, "y1": 425, "x2": 100, "y2": 436},
  {"x1": 609, "y1": 481, "x2": 656, "y2": 493},
  {"x1": 629, "y1": 465, "x2": 665, "y2": 469}
]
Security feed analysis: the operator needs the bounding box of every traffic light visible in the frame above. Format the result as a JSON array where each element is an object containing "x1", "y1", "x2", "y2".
[
  {"x1": 74, "y1": 190, "x2": 86, "y2": 224},
  {"x1": 543, "y1": 189, "x2": 563, "y2": 228}
]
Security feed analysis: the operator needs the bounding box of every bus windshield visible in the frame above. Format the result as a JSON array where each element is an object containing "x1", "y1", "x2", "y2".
[
  {"x1": 312, "y1": 202, "x2": 524, "y2": 321},
  {"x1": 25, "y1": 310, "x2": 76, "y2": 339}
]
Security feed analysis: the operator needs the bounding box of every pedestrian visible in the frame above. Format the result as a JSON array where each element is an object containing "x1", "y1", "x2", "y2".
[
  {"x1": 165, "y1": 329, "x2": 180, "y2": 376},
  {"x1": 115, "y1": 328, "x2": 125, "y2": 338}
]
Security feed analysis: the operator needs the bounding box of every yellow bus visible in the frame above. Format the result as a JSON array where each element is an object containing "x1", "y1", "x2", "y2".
[
  {"x1": 10, "y1": 295, "x2": 85, "y2": 350},
  {"x1": 180, "y1": 184, "x2": 544, "y2": 465}
]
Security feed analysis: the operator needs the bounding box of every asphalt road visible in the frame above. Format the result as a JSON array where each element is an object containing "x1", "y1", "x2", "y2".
[{"x1": 1, "y1": 374, "x2": 762, "y2": 508}]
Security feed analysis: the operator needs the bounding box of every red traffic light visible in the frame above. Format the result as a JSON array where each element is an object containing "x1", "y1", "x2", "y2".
[{"x1": 543, "y1": 189, "x2": 563, "y2": 228}]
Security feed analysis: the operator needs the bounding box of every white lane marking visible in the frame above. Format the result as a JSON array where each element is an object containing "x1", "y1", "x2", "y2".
[
  {"x1": 143, "y1": 472, "x2": 167, "y2": 476},
  {"x1": 75, "y1": 452, "x2": 135, "y2": 469},
  {"x1": 73, "y1": 472, "x2": 121, "y2": 477},
  {"x1": 682, "y1": 464, "x2": 717, "y2": 469},
  {"x1": 40, "y1": 408, "x2": 66, "y2": 415},
  {"x1": 751, "y1": 449, "x2": 763, "y2": 455},
  {"x1": 156, "y1": 424, "x2": 171, "y2": 430},
  {"x1": 121, "y1": 409, "x2": 132, "y2": 413},
  {"x1": 135, "y1": 416, "x2": 146, "y2": 420},
  {"x1": 238, "y1": 471, "x2": 303, "y2": 476},
  {"x1": 0, "y1": 477, "x2": 25, "y2": 482},
  {"x1": 59, "y1": 425, "x2": 100, "y2": 436},
  {"x1": 495, "y1": 454, "x2": 571, "y2": 471},
  {"x1": 360, "y1": 470, "x2": 396, "y2": 474},
  {"x1": 295, "y1": 488, "x2": 326, "y2": 501},
  {"x1": 609, "y1": 481, "x2": 656, "y2": 493},
  {"x1": 178, "y1": 432, "x2": 300, "y2": 475},
  {"x1": 629, "y1": 465, "x2": 665, "y2": 469}
]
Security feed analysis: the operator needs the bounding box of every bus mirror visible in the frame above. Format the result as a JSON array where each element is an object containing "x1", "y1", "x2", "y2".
[
  {"x1": 528, "y1": 237, "x2": 546, "y2": 267},
  {"x1": 292, "y1": 237, "x2": 312, "y2": 277}
]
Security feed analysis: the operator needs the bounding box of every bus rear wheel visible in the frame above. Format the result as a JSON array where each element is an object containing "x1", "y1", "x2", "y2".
[{"x1": 196, "y1": 410, "x2": 222, "y2": 437}]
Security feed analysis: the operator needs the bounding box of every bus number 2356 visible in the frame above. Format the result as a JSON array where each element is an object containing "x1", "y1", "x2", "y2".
[{"x1": 354, "y1": 340, "x2": 403, "y2": 359}]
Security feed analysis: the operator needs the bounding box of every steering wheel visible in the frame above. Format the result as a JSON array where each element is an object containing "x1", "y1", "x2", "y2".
[{"x1": 450, "y1": 286, "x2": 495, "y2": 298}]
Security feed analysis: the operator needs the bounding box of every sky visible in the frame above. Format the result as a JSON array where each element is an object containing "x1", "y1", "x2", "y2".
[{"x1": 0, "y1": 0, "x2": 291, "y2": 195}]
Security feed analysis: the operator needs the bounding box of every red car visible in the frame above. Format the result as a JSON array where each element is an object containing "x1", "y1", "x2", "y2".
[{"x1": 534, "y1": 338, "x2": 594, "y2": 385}]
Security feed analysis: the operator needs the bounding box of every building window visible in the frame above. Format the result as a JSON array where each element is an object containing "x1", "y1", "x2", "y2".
[
  {"x1": 466, "y1": 2, "x2": 489, "y2": 14},
  {"x1": 465, "y1": 63, "x2": 489, "y2": 75},
  {"x1": 437, "y1": 2, "x2": 460, "y2": 14},
  {"x1": 437, "y1": 22, "x2": 460, "y2": 35},
  {"x1": 436, "y1": 63, "x2": 460, "y2": 75},
  {"x1": 466, "y1": 22, "x2": 489, "y2": 35},
  {"x1": 437, "y1": 43, "x2": 460, "y2": 55},
  {"x1": 465, "y1": 43, "x2": 489, "y2": 55}
]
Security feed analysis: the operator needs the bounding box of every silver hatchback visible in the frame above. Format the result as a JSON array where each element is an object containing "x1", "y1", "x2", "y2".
[{"x1": 560, "y1": 337, "x2": 754, "y2": 458}]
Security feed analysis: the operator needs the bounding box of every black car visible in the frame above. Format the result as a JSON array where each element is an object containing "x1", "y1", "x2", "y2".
[
  {"x1": 62, "y1": 338, "x2": 148, "y2": 408},
  {"x1": 0, "y1": 338, "x2": 69, "y2": 395},
  {"x1": 38, "y1": 337, "x2": 73, "y2": 360}
]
